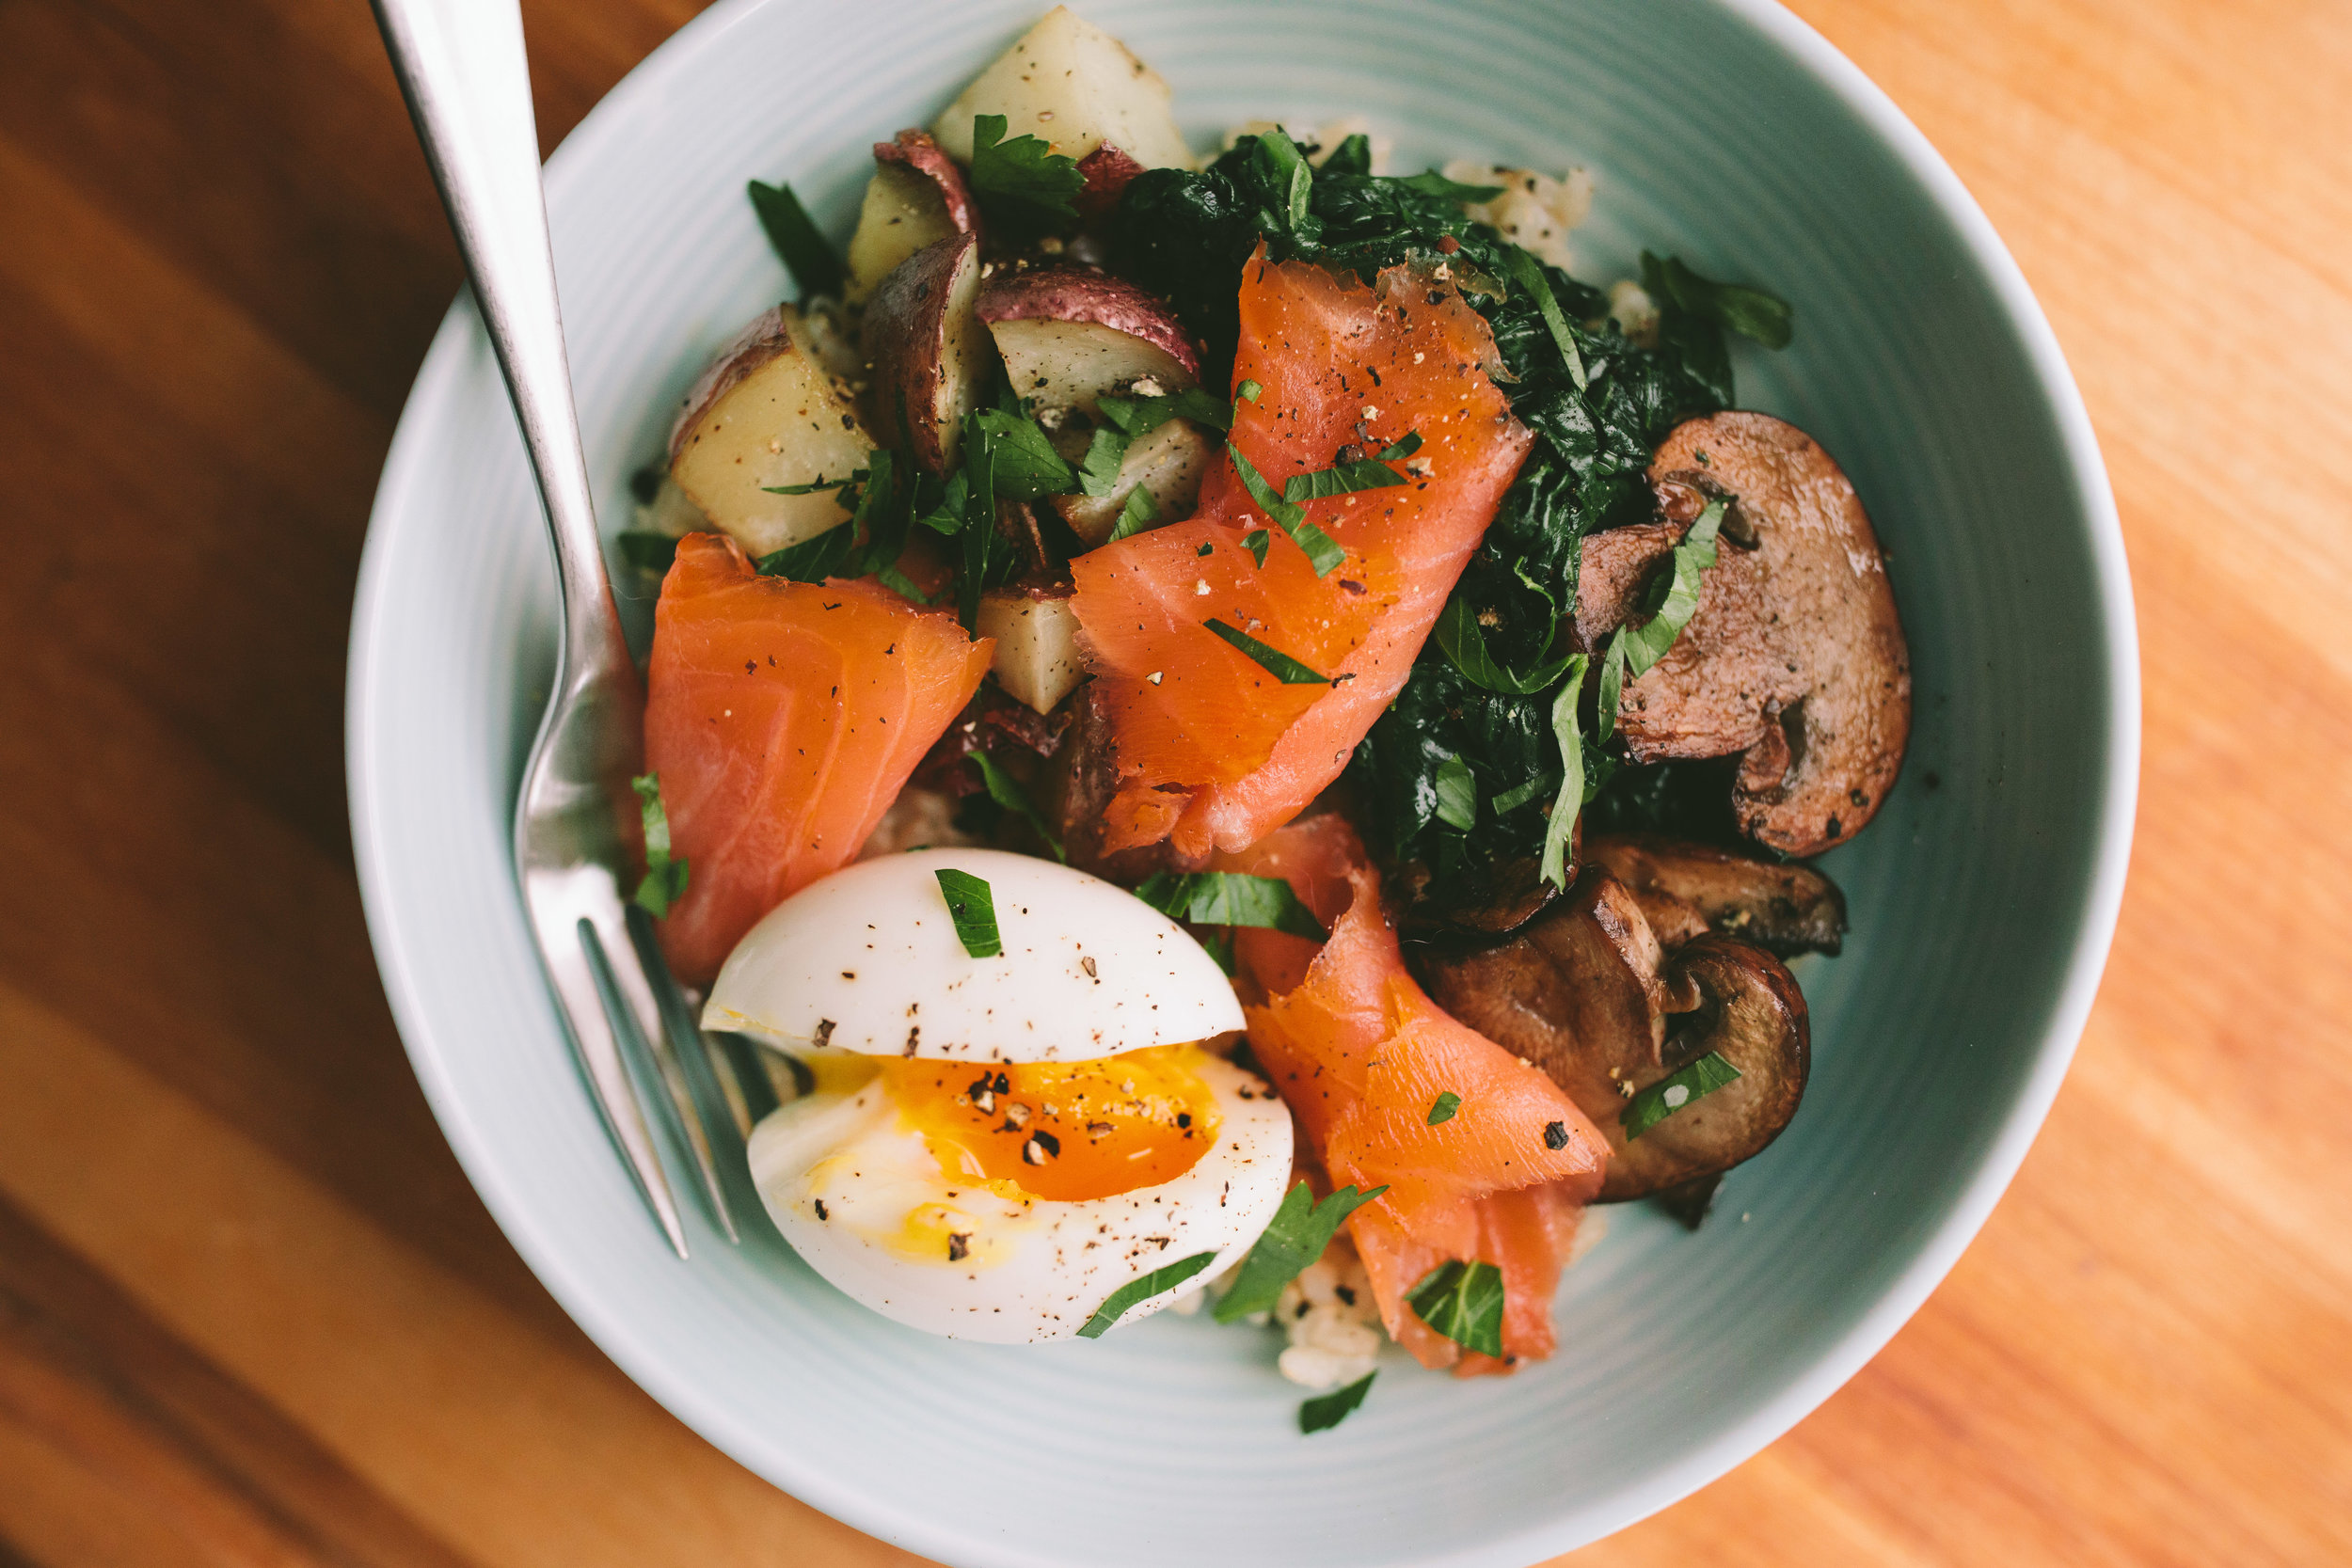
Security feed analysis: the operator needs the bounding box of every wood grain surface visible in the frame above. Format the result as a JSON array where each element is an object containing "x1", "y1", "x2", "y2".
[{"x1": 2, "y1": 0, "x2": 2347, "y2": 1562}]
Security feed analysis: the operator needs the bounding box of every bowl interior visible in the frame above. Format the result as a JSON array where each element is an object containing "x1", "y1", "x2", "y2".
[{"x1": 349, "y1": 2, "x2": 2133, "y2": 1563}]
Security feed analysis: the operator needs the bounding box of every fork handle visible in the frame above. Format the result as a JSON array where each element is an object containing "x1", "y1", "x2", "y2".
[{"x1": 370, "y1": 0, "x2": 631, "y2": 687}]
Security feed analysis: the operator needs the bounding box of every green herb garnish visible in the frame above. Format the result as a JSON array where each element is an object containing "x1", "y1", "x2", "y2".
[
  {"x1": 1406, "y1": 1259, "x2": 1507, "y2": 1357},
  {"x1": 1249, "y1": 127, "x2": 1315, "y2": 236},
  {"x1": 755, "y1": 525, "x2": 854, "y2": 582},
  {"x1": 1504, "y1": 245, "x2": 1586, "y2": 392},
  {"x1": 1433, "y1": 598, "x2": 1574, "y2": 696},
  {"x1": 1228, "y1": 448, "x2": 1344, "y2": 578},
  {"x1": 1597, "y1": 495, "x2": 1726, "y2": 742},
  {"x1": 1097, "y1": 388, "x2": 1235, "y2": 436},
  {"x1": 1396, "y1": 168, "x2": 1506, "y2": 201},
  {"x1": 1075, "y1": 428, "x2": 1128, "y2": 498},
  {"x1": 629, "y1": 772, "x2": 689, "y2": 917},
  {"x1": 746, "y1": 179, "x2": 845, "y2": 301},
  {"x1": 1539, "y1": 656, "x2": 1590, "y2": 891},
  {"x1": 1299, "y1": 1371, "x2": 1376, "y2": 1434},
  {"x1": 760, "y1": 471, "x2": 865, "y2": 496},
  {"x1": 1426, "y1": 1091, "x2": 1462, "y2": 1126},
  {"x1": 1240, "y1": 529, "x2": 1271, "y2": 567},
  {"x1": 971, "y1": 752, "x2": 1064, "y2": 863},
  {"x1": 1238, "y1": 378, "x2": 1264, "y2": 403},
  {"x1": 1133, "y1": 871, "x2": 1327, "y2": 940},
  {"x1": 1489, "y1": 774, "x2": 1548, "y2": 816},
  {"x1": 1107, "y1": 483, "x2": 1160, "y2": 543},
  {"x1": 933, "y1": 867, "x2": 1003, "y2": 958},
  {"x1": 1214, "y1": 1180, "x2": 1387, "y2": 1322},
  {"x1": 968, "y1": 114, "x2": 1084, "y2": 230},
  {"x1": 1283, "y1": 451, "x2": 1410, "y2": 504},
  {"x1": 1621, "y1": 1052, "x2": 1742, "y2": 1140},
  {"x1": 1204, "y1": 618, "x2": 1331, "y2": 685},
  {"x1": 1077, "y1": 1249, "x2": 1220, "y2": 1338},
  {"x1": 972, "y1": 406, "x2": 1076, "y2": 499},
  {"x1": 1432, "y1": 755, "x2": 1477, "y2": 832}
]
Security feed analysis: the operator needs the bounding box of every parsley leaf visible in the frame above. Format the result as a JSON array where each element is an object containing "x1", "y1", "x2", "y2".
[
  {"x1": 629, "y1": 773, "x2": 690, "y2": 917},
  {"x1": 1540, "y1": 657, "x2": 1590, "y2": 891},
  {"x1": 967, "y1": 114, "x2": 1085, "y2": 231},
  {"x1": 759, "y1": 472, "x2": 865, "y2": 496},
  {"x1": 1621, "y1": 1051, "x2": 1743, "y2": 1139},
  {"x1": 1204, "y1": 618, "x2": 1331, "y2": 685},
  {"x1": 1132, "y1": 871, "x2": 1328, "y2": 940},
  {"x1": 933, "y1": 867, "x2": 1003, "y2": 958},
  {"x1": 1107, "y1": 483, "x2": 1160, "y2": 542},
  {"x1": 1406, "y1": 1259, "x2": 1507, "y2": 1357},
  {"x1": 1077, "y1": 1249, "x2": 1220, "y2": 1338},
  {"x1": 1241, "y1": 529, "x2": 1272, "y2": 567},
  {"x1": 746, "y1": 179, "x2": 845, "y2": 301},
  {"x1": 1299, "y1": 1371, "x2": 1376, "y2": 1434},
  {"x1": 1076, "y1": 427, "x2": 1128, "y2": 498},
  {"x1": 1214, "y1": 1180, "x2": 1388, "y2": 1322},
  {"x1": 1432, "y1": 754, "x2": 1477, "y2": 832},
  {"x1": 1597, "y1": 495, "x2": 1726, "y2": 742},
  {"x1": 1426, "y1": 1091, "x2": 1462, "y2": 1126},
  {"x1": 1097, "y1": 388, "x2": 1235, "y2": 436},
  {"x1": 972, "y1": 406, "x2": 1076, "y2": 499},
  {"x1": 755, "y1": 522, "x2": 856, "y2": 582},
  {"x1": 1237, "y1": 378, "x2": 1264, "y2": 403},
  {"x1": 1283, "y1": 451, "x2": 1409, "y2": 504},
  {"x1": 971, "y1": 751, "x2": 1065, "y2": 863},
  {"x1": 1229, "y1": 448, "x2": 1344, "y2": 577}
]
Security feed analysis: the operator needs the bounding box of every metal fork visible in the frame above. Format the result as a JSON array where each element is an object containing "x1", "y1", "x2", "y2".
[{"x1": 372, "y1": 0, "x2": 738, "y2": 1256}]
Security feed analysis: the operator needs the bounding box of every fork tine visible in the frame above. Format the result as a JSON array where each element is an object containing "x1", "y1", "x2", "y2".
[
  {"x1": 615, "y1": 905, "x2": 742, "y2": 1243},
  {"x1": 526, "y1": 887, "x2": 690, "y2": 1259}
]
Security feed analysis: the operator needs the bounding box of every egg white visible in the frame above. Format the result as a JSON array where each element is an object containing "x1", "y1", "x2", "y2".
[{"x1": 747, "y1": 1053, "x2": 1293, "y2": 1342}]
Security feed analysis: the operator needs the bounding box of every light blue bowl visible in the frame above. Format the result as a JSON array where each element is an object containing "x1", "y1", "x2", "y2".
[{"x1": 348, "y1": 2, "x2": 2137, "y2": 1562}]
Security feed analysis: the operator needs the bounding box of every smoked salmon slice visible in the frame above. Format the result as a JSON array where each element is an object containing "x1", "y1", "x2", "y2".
[
  {"x1": 644, "y1": 531, "x2": 993, "y2": 985},
  {"x1": 1222, "y1": 815, "x2": 1608, "y2": 1372},
  {"x1": 1071, "y1": 251, "x2": 1534, "y2": 862}
]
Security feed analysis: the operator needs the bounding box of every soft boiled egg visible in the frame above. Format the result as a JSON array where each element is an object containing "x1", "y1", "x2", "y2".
[{"x1": 706, "y1": 849, "x2": 1294, "y2": 1342}]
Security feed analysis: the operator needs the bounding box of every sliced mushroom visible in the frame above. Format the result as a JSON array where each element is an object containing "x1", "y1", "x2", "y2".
[
  {"x1": 1394, "y1": 853, "x2": 1559, "y2": 942},
  {"x1": 1609, "y1": 937, "x2": 1809, "y2": 1197},
  {"x1": 1420, "y1": 871, "x2": 1808, "y2": 1200},
  {"x1": 1581, "y1": 412, "x2": 1912, "y2": 857},
  {"x1": 1584, "y1": 833, "x2": 1846, "y2": 958},
  {"x1": 1417, "y1": 864, "x2": 1675, "y2": 1122}
]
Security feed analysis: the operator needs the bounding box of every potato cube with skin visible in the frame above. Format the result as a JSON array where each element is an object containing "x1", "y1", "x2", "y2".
[
  {"x1": 977, "y1": 587, "x2": 1086, "y2": 715},
  {"x1": 1051, "y1": 419, "x2": 1215, "y2": 547},
  {"x1": 930, "y1": 7, "x2": 1193, "y2": 171},
  {"x1": 669, "y1": 306, "x2": 871, "y2": 558},
  {"x1": 845, "y1": 165, "x2": 959, "y2": 304}
]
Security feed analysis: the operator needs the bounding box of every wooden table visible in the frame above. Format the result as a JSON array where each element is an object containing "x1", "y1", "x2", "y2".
[{"x1": 3, "y1": 0, "x2": 2346, "y2": 1561}]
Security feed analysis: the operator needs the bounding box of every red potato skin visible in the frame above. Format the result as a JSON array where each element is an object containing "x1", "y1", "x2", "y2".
[
  {"x1": 1074, "y1": 143, "x2": 1147, "y2": 222},
  {"x1": 975, "y1": 265, "x2": 1201, "y2": 378},
  {"x1": 873, "y1": 128, "x2": 982, "y2": 243}
]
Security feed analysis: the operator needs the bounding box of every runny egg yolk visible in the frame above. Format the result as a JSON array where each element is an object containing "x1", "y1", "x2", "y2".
[{"x1": 881, "y1": 1045, "x2": 1222, "y2": 1203}]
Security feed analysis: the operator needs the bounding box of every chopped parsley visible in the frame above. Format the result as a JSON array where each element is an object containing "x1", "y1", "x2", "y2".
[
  {"x1": 1426, "y1": 1091, "x2": 1462, "y2": 1126},
  {"x1": 1226, "y1": 447, "x2": 1344, "y2": 578},
  {"x1": 1282, "y1": 449, "x2": 1410, "y2": 504},
  {"x1": 1621, "y1": 1052, "x2": 1742, "y2": 1140},
  {"x1": 1075, "y1": 428, "x2": 1128, "y2": 498},
  {"x1": 1097, "y1": 388, "x2": 1234, "y2": 436},
  {"x1": 1597, "y1": 495, "x2": 1726, "y2": 742},
  {"x1": 1214, "y1": 1180, "x2": 1387, "y2": 1323},
  {"x1": 1107, "y1": 483, "x2": 1160, "y2": 543},
  {"x1": 1432, "y1": 754, "x2": 1477, "y2": 832},
  {"x1": 971, "y1": 405, "x2": 1076, "y2": 498},
  {"x1": 1432, "y1": 597, "x2": 1574, "y2": 696},
  {"x1": 759, "y1": 471, "x2": 864, "y2": 496},
  {"x1": 1406, "y1": 1259, "x2": 1507, "y2": 1358},
  {"x1": 933, "y1": 867, "x2": 1003, "y2": 958},
  {"x1": 970, "y1": 752, "x2": 1064, "y2": 863},
  {"x1": 1240, "y1": 529, "x2": 1271, "y2": 567},
  {"x1": 1238, "y1": 377, "x2": 1264, "y2": 403},
  {"x1": 1077, "y1": 1249, "x2": 1220, "y2": 1338},
  {"x1": 1204, "y1": 618, "x2": 1331, "y2": 685},
  {"x1": 1298, "y1": 1371, "x2": 1375, "y2": 1434},
  {"x1": 628, "y1": 773, "x2": 689, "y2": 917},
  {"x1": 967, "y1": 114, "x2": 1084, "y2": 231},
  {"x1": 746, "y1": 178, "x2": 844, "y2": 301},
  {"x1": 1133, "y1": 871, "x2": 1327, "y2": 940},
  {"x1": 1539, "y1": 657, "x2": 1591, "y2": 891},
  {"x1": 1504, "y1": 245, "x2": 1586, "y2": 392}
]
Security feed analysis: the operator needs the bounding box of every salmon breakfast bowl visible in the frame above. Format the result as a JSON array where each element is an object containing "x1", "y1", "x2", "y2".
[{"x1": 348, "y1": 2, "x2": 2136, "y2": 1564}]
